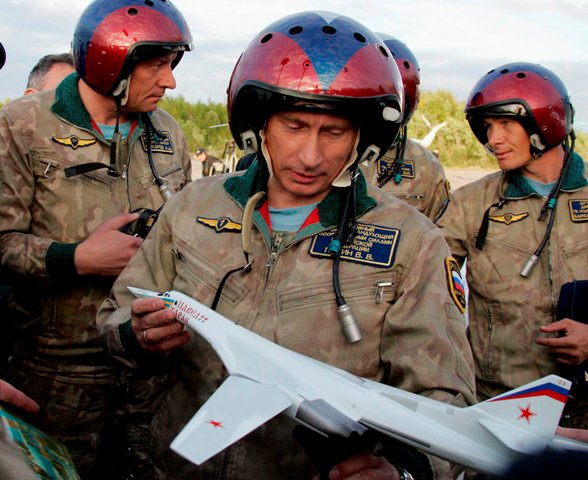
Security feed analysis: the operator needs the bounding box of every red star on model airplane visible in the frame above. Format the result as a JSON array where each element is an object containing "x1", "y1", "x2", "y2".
[
  {"x1": 518, "y1": 403, "x2": 537, "y2": 425},
  {"x1": 208, "y1": 419, "x2": 224, "y2": 429}
]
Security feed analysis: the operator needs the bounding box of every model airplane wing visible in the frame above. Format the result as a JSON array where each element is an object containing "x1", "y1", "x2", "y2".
[
  {"x1": 128, "y1": 286, "x2": 588, "y2": 476},
  {"x1": 170, "y1": 375, "x2": 292, "y2": 465}
]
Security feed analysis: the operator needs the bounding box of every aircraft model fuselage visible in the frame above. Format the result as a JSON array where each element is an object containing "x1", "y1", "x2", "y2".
[{"x1": 129, "y1": 286, "x2": 588, "y2": 476}]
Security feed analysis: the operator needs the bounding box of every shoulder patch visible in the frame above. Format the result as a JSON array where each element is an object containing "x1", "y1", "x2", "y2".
[
  {"x1": 445, "y1": 257, "x2": 466, "y2": 313},
  {"x1": 197, "y1": 216, "x2": 242, "y2": 233},
  {"x1": 569, "y1": 199, "x2": 588, "y2": 222},
  {"x1": 309, "y1": 223, "x2": 400, "y2": 268},
  {"x1": 52, "y1": 135, "x2": 96, "y2": 149},
  {"x1": 489, "y1": 212, "x2": 528, "y2": 225},
  {"x1": 140, "y1": 130, "x2": 174, "y2": 154}
]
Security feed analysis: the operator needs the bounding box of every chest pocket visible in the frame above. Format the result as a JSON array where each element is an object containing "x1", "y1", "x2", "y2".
[
  {"x1": 393, "y1": 190, "x2": 426, "y2": 212},
  {"x1": 277, "y1": 270, "x2": 398, "y2": 314},
  {"x1": 562, "y1": 237, "x2": 588, "y2": 262},
  {"x1": 138, "y1": 164, "x2": 185, "y2": 194},
  {"x1": 32, "y1": 148, "x2": 116, "y2": 194},
  {"x1": 275, "y1": 270, "x2": 397, "y2": 376},
  {"x1": 171, "y1": 236, "x2": 248, "y2": 307}
]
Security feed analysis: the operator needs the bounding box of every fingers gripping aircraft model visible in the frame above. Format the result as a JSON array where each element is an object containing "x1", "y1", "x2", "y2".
[{"x1": 129, "y1": 286, "x2": 588, "y2": 476}]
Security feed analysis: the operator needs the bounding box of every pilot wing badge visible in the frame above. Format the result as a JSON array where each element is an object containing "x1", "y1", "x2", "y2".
[
  {"x1": 197, "y1": 216, "x2": 242, "y2": 233},
  {"x1": 127, "y1": 286, "x2": 588, "y2": 477}
]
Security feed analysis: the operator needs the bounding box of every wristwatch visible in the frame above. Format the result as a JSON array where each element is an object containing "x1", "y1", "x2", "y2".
[{"x1": 397, "y1": 467, "x2": 415, "y2": 480}]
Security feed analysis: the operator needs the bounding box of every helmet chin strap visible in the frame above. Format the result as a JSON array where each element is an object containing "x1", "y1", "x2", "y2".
[
  {"x1": 331, "y1": 133, "x2": 360, "y2": 188},
  {"x1": 485, "y1": 133, "x2": 547, "y2": 159},
  {"x1": 259, "y1": 130, "x2": 275, "y2": 179},
  {"x1": 530, "y1": 133, "x2": 546, "y2": 158},
  {"x1": 111, "y1": 74, "x2": 132, "y2": 107}
]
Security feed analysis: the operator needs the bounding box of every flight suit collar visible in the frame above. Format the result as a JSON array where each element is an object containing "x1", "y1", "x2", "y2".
[
  {"x1": 51, "y1": 72, "x2": 147, "y2": 139},
  {"x1": 51, "y1": 73, "x2": 93, "y2": 130},
  {"x1": 503, "y1": 151, "x2": 587, "y2": 199},
  {"x1": 223, "y1": 157, "x2": 377, "y2": 230}
]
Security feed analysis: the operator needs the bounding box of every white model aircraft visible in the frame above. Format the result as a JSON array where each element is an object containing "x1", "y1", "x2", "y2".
[{"x1": 129, "y1": 286, "x2": 588, "y2": 476}]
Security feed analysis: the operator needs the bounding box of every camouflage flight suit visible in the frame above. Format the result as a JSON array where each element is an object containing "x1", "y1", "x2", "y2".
[
  {"x1": 436, "y1": 152, "x2": 588, "y2": 427},
  {"x1": 362, "y1": 137, "x2": 450, "y2": 221},
  {"x1": 0, "y1": 73, "x2": 191, "y2": 478},
  {"x1": 98, "y1": 161, "x2": 476, "y2": 479}
]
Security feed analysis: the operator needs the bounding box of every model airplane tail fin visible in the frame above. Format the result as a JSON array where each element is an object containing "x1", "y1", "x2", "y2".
[{"x1": 473, "y1": 375, "x2": 571, "y2": 453}]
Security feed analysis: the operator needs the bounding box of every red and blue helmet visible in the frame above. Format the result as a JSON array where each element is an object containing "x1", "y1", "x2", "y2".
[
  {"x1": 73, "y1": 0, "x2": 192, "y2": 95},
  {"x1": 377, "y1": 33, "x2": 421, "y2": 125},
  {"x1": 465, "y1": 62, "x2": 574, "y2": 152},
  {"x1": 227, "y1": 11, "x2": 404, "y2": 161}
]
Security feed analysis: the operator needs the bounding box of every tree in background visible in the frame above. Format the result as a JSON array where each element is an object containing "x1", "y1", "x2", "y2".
[
  {"x1": 2, "y1": 92, "x2": 586, "y2": 166},
  {"x1": 159, "y1": 96, "x2": 229, "y2": 159}
]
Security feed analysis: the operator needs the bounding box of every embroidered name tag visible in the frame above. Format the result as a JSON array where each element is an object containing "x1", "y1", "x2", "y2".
[
  {"x1": 197, "y1": 216, "x2": 242, "y2": 233},
  {"x1": 140, "y1": 130, "x2": 174, "y2": 154},
  {"x1": 569, "y1": 199, "x2": 588, "y2": 222},
  {"x1": 445, "y1": 257, "x2": 466, "y2": 313},
  {"x1": 489, "y1": 212, "x2": 528, "y2": 225},
  {"x1": 52, "y1": 135, "x2": 96, "y2": 149},
  {"x1": 377, "y1": 159, "x2": 415, "y2": 179},
  {"x1": 309, "y1": 223, "x2": 400, "y2": 268}
]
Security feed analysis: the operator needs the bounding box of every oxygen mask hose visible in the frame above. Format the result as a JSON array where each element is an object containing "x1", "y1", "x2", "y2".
[
  {"x1": 520, "y1": 132, "x2": 575, "y2": 278},
  {"x1": 142, "y1": 113, "x2": 172, "y2": 200},
  {"x1": 327, "y1": 181, "x2": 362, "y2": 343}
]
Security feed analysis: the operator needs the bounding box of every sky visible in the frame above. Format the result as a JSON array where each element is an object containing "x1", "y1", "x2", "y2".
[{"x1": 1, "y1": 0, "x2": 588, "y2": 131}]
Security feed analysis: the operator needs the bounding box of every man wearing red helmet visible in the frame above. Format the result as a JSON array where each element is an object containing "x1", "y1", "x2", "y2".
[
  {"x1": 0, "y1": 0, "x2": 192, "y2": 477},
  {"x1": 437, "y1": 63, "x2": 588, "y2": 427},
  {"x1": 362, "y1": 34, "x2": 450, "y2": 222},
  {"x1": 98, "y1": 11, "x2": 475, "y2": 480}
]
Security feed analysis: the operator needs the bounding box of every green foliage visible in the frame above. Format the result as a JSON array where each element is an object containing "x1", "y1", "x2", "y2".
[
  {"x1": 1, "y1": 90, "x2": 587, "y2": 165},
  {"x1": 574, "y1": 130, "x2": 588, "y2": 159},
  {"x1": 409, "y1": 90, "x2": 502, "y2": 168},
  {"x1": 409, "y1": 90, "x2": 588, "y2": 168},
  {"x1": 159, "y1": 95, "x2": 230, "y2": 157}
]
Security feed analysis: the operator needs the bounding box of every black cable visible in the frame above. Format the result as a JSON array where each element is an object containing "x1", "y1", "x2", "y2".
[
  {"x1": 475, "y1": 200, "x2": 507, "y2": 250},
  {"x1": 520, "y1": 131, "x2": 575, "y2": 277},
  {"x1": 327, "y1": 165, "x2": 362, "y2": 342},
  {"x1": 330, "y1": 185, "x2": 354, "y2": 306},
  {"x1": 107, "y1": 97, "x2": 122, "y2": 177},
  {"x1": 141, "y1": 113, "x2": 165, "y2": 188},
  {"x1": 378, "y1": 126, "x2": 407, "y2": 189},
  {"x1": 211, "y1": 265, "x2": 247, "y2": 311}
]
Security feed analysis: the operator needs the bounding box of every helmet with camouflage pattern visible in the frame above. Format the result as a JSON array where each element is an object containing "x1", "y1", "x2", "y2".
[
  {"x1": 465, "y1": 62, "x2": 574, "y2": 155},
  {"x1": 227, "y1": 11, "x2": 404, "y2": 164},
  {"x1": 72, "y1": 0, "x2": 193, "y2": 95},
  {"x1": 377, "y1": 33, "x2": 421, "y2": 126}
]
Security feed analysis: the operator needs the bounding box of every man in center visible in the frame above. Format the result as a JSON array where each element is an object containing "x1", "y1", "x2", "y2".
[{"x1": 98, "y1": 11, "x2": 476, "y2": 480}]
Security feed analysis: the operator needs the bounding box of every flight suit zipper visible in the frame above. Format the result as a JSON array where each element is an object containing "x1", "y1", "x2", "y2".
[{"x1": 265, "y1": 232, "x2": 283, "y2": 284}]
